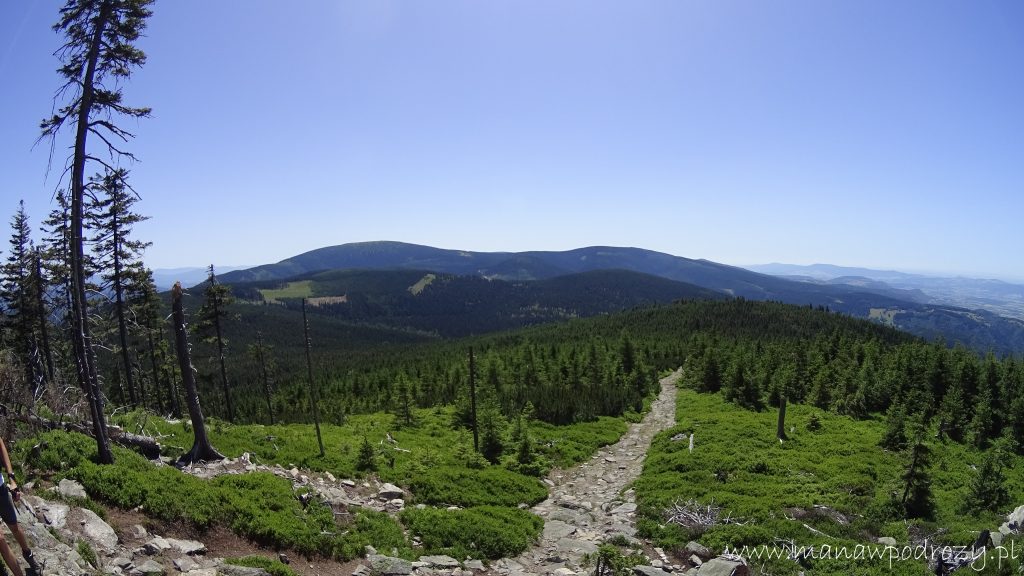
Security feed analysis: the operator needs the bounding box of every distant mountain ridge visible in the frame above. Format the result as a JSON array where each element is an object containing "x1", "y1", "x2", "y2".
[
  {"x1": 747, "y1": 262, "x2": 1024, "y2": 321},
  {"x1": 212, "y1": 241, "x2": 1024, "y2": 353}
]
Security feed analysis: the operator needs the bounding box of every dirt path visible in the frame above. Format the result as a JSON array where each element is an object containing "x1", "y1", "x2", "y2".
[{"x1": 492, "y1": 370, "x2": 680, "y2": 576}]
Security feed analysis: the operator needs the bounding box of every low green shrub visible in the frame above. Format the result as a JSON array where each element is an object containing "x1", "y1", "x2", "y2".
[
  {"x1": 226, "y1": 556, "x2": 298, "y2": 576},
  {"x1": 334, "y1": 509, "x2": 412, "y2": 561},
  {"x1": 401, "y1": 506, "x2": 542, "y2": 559},
  {"x1": 409, "y1": 467, "x2": 546, "y2": 507}
]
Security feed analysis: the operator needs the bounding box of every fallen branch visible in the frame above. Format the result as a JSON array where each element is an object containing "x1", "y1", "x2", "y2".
[
  {"x1": 10, "y1": 410, "x2": 161, "y2": 459},
  {"x1": 664, "y1": 498, "x2": 747, "y2": 531}
]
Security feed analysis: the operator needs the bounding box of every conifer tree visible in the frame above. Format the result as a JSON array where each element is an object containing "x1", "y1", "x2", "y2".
[
  {"x1": 1, "y1": 202, "x2": 49, "y2": 399},
  {"x1": 39, "y1": 0, "x2": 154, "y2": 464},
  {"x1": 90, "y1": 168, "x2": 150, "y2": 406},
  {"x1": 196, "y1": 265, "x2": 235, "y2": 421},
  {"x1": 248, "y1": 331, "x2": 276, "y2": 425}
]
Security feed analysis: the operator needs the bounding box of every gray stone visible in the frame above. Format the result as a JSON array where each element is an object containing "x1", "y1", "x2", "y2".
[
  {"x1": 378, "y1": 483, "x2": 405, "y2": 500},
  {"x1": 685, "y1": 542, "x2": 712, "y2": 560},
  {"x1": 187, "y1": 569, "x2": 216, "y2": 576},
  {"x1": 136, "y1": 559, "x2": 167, "y2": 575},
  {"x1": 144, "y1": 537, "x2": 172, "y2": 555},
  {"x1": 543, "y1": 520, "x2": 576, "y2": 540},
  {"x1": 554, "y1": 569, "x2": 576, "y2": 576},
  {"x1": 419, "y1": 555, "x2": 460, "y2": 569},
  {"x1": 696, "y1": 558, "x2": 748, "y2": 576},
  {"x1": 633, "y1": 567, "x2": 666, "y2": 576},
  {"x1": 167, "y1": 537, "x2": 207, "y2": 555},
  {"x1": 342, "y1": 479, "x2": 357, "y2": 487},
  {"x1": 651, "y1": 560, "x2": 664, "y2": 569},
  {"x1": 352, "y1": 566, "x2": 372, "y2": 576},
  {"x1": 58, "y1": 478, "x2": 88, "y2": 499},
  {"x1": 112, "y1": 557, "x2": 134, "y2": 569},
  {"x1": 369, "y1": 554, "x2": 413, "y2": 576},
  {"x1": 689, "y1": 555, "x2": 703, "y2": 567},
  {"x1": 610, "y1": 503, "x2": 637, "y2": 515},
  {"x1": 129, "y1": 524, "x2": 149, "y2": 540},
  {"x1": 991, "y1": 531, "x2": 1005, "y2": 547},
  {"x1": 1008, "y1": 504, "x2": 1024, "y2": 529},
  {"x1": 42, "y1": 501, "x2": 71, "y2": 528},
  {"x1": 555, "y1": 538, "x2": 598, "y2": 555},
  {"x1": 217, "y1": 565, "x2": 271, "y2": 576},
  {"x1": 80, "y1": 508, "x2": 119, "y2": 551},
  {"x1": 465, "y1": 560, "x2": 486, "y2": 571},
  {"x1": 876, "y1": 537, "x2": 897, "y2": 547},
  {"x1": 999, "y1": 523, "x2": 1012, "y2": 535},
  {"x1": 175, "y1": 557, "x2": 200, "y2": 572},
  {"x1": 388, "y1": 498, "x2": 405, "y2": 508}
]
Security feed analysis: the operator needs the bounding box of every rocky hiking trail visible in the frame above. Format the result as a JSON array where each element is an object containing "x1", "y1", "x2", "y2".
[{"x1": 10, "y1": 369, "x2": 751, "y2": 576}]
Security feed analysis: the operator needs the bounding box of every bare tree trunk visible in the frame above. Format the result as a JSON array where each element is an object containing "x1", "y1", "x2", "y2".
[
  {"x1": 10, "y1": 411, "x2": 161, "y2": 459},
  {"x1": 171, "y1": 283, "x2": 223, "y2": 464},
  {"x1": 163, "y1": 322, "x2": 182, "y2": 418},
  {"x1": 33, "y1": 250, "x2": 55, "y2": 385},
  {"x1": 302, "y1": 299, "x2": 325, "y2": 457},
  {"x1": 69, "y1": 1, "x2": 114, "y2": 465},
  {"x1": 777, "y1": 394, "x2": 788, "y2": 441},
  {"x1": 469, "y1": 346, "x2": 478, "y2": 453},
  {"x1": 209, "y1": 293, "x2": 234, "y2": 422},
  {"x1": 255, "y1": 331, "x2": 275, "y2": 425}
]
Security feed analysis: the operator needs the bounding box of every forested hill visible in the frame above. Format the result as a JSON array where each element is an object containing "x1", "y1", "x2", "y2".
[
  {"x1": 227, "y1": 268, "x2": 723, "y2": 338},
  {"x1": 213, "y1": 241, "x2": 1024, "y2": 354}
]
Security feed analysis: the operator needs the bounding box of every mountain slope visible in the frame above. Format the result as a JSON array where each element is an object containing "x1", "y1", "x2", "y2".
[
  {"x1": 230, "y1": 268, "x2": 723, "y2": 338},
  {"x1": 216, "y1": 242, "x2": 1024, "y2": 353}
]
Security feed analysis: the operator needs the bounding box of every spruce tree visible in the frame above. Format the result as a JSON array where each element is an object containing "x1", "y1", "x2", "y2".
[
  {"x1": 196, "y1": 265, "x2": 235, "y2": 422},
  {"x1": 39, "y1": 0, "x2": 154, "y2": 464},
  {"x1": 90, "y1": 168, "x2": 150, "y2": 406}
]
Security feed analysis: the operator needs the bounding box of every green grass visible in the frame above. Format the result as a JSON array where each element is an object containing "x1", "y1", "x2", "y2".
[
  {"x1": 259, "y1": 280, "x2": 315, "y2": 303},
  {"x1": 634, "y1": 390, "x2": 1024, "y2": 575},
  {"x1": 226, "y1": 556, "x2": 299, "y2": 576}
]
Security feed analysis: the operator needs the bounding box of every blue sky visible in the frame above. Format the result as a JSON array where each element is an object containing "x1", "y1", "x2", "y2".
[{"x1": 1, "y1": 1, "x2": 1022, "y2": 280}]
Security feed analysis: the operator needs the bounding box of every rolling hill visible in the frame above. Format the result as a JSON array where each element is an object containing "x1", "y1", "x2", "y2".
[{"x1": 211, "y1": 241, "x2": 1024, "y2": 354}]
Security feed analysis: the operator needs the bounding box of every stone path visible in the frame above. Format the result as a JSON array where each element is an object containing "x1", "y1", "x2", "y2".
[{"x1": 491, "y1": 370, "x2": 680, "y2": 576}]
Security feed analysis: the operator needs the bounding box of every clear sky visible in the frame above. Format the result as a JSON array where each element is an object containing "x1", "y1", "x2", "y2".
[{"x1": 2, "y1": 1, "x2": 1022, "y2": 280}]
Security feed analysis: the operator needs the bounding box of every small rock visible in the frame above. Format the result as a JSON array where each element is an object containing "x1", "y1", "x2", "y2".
[
  {"x1": 187, "y1": 570, "x2": 217, "y2": 576},
  {"x1": 999, "y1": 523, "x2": 1012, "y2": 536},
  {"x1": 41, "y1": 502, "x2": 71, "y2": 528},
  {"x1": 174, "y1": 557, "x2": 200, "y2": 572},
  {"x1": 689, "y1": 555, "x2": 703, "y2": 568},
  {"x1": 352, "y1": 566, "x2": 372, "y2": 576},
  {"x1": 464, "y1": 560, "x2": 485, "y2": 572},
  {"x1": 543, "y1": 479, "x2": 556, "y2": 487},
  {"x1": 325, "y1": 472, "x2": 336, "y2": 482},
  {"x1": 112, "y1": 557, "x2": 134, "y2": 569},
  {"x1": 129, "y1": 525, "x2": 149, "y2": 540},
  {"x1": 633, "y1": 567, "x2": 665, "y2": 576},
  {"x1": 991, "y1": 531, "x2": 1005, "y2": 547},
  {"x1": 136, "y1": 559, "x2": 166, "y2": 575},
  {"x1": 696, "y1": 558, "x2": 748, "y2": 576},
  {"x1": 543, "y1": 520, "x2": 576, "y2": 540},
  {"x1": 610, "y1": 503, "x2": 637, "y2": 515},
  {"x1": 369, "y1": 554, "x2": 413, "y2": 576},
  {"x1": 1008, "y1": 504, "x2": 1024, "y2": 529},
  {"x1": 419, "y1": 555, "x2": 460, "y2": 569},
  {"x1": 654, "y1": 548, "x2": 668, "y2": 563},
  {"x1": 289, "y1": 467, "x2": 300, "y2": 479},
  {"x1": 58, "y1": 478, "x2": 89, "y2": 499},
  {"x1": 651, "y1": 560, "x2": 664, "y2": 569},
  {"x1": 167, "y1": 537, "x2": 207, "y2": 555},
  {"x1": 876, "y1": 537, "x2": 897, "y2": 547},
  {"x1": 378, "y1": 483, "x2": 405, "y2": 500},
  {"x1": 555, "y1": 569, "x2": 576, "y2": 576},
  {"x1": 416, "y1": 504, "x2": 427, "y2": 510},
  {"x1": 366, "y1": 545, "x2": 378, "y2": 556},
  {"x1": 685, "y1": 542, "x2": 712, "y2": 560},
  {"x1": 388, "y1": 498, "x2": 405, "y2": 508}
]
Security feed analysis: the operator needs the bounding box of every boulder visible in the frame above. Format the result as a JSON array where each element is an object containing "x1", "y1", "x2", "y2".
[
  {"x1": 543, "y1": 520, "x2": 576, "y2": 540},
  {"x1": 175, "y1": 557, "x2": 201, "y2": 572},
  {"x1": 685, "y1": 542, "x2": 713, "y2": 560},
  {"x1": 369, "y1": 554, "x2": 413, "y2": 576},
  {"x1": 633, "y1": 567, "x2": 666, "y2": 576},
  {"x1": 464, "y1": 560, "x2": 486, "y2": 571},
  {"x1": 136, "y1": 559, "x2": 167, "y2": 575},
  {"x1": 79, "y1": 508, "x2": 119, "y2": 552},
  {"x1": 419, "y1": 555, "x2": 460, "y2": 569},
  {"x1": 41, "y1": 501, "x2": 71, "y2": 528},
  {"x1": 378, "y1": 483, "x2": 405, "y2": 500},
  {"x1": 877, "y1": 537, "x2": 897, "y2": 547},
  {"x1": 166, "y1": 537, "x2": 208, "y2": 555},
  {"x1": 58, "y1": 478, "x2": 88, "y2": 499},
  {"x1": 352, "y1": 566, "x2": 372, "y2": 576},
  {"x1": 1008, "y1": 504, "x2": 1024, "y2": 530},
  {"x1": 696, "y1": 558, "x2": 748, "y2": 576},
  {"x1": 610, "y1": 503, "x2": 638, "y2": 515}
]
